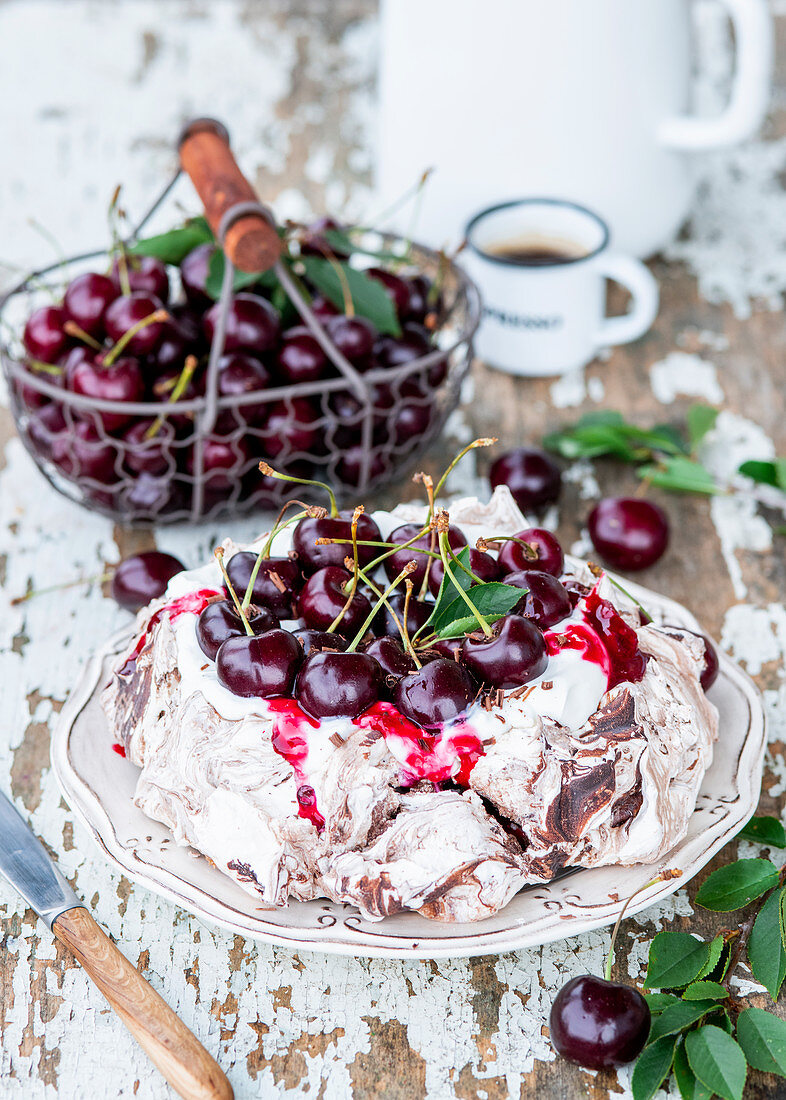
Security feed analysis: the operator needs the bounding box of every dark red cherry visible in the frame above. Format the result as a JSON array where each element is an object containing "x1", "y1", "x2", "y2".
[
  {"x1": 216, "y1": 353, "x2": 271, "y2": 426},
  {"x1": 428, "y1": 548, "x2": 500, "y2": 597},
  {"x1": 16, "y1": 362, "x2": 65, "y2": 411},
  {"x1": 23, "y1": 305, "x2": 69, "y2": 362},
  {"x1": 26, "y1": 402, "x2": 67, "y2": 459},
  {"x1": 52, "y1": 420, "x2": 117, "y2": 483},
  {"x1": 153, "y1": 322, "x2": 188, "y2": 372},
  {"x1": 216, "y1": 630, "x2": 302, "y2": 698},
  {"x1": 119, "y1": 474, "x2": 184, "y2": 519},
  {"x1": 293, "y1": 628, "x2": 348, "y2": 658},
  {"x1": 550, "y1": 975, "x2": 650, "y2": 1070},
  {"x1": 296, "y1": 650, "x2": 381, "y2": 719},
  {"x1": 390, "y1": 401, "x2": 434, "y2": 446},
  {"x1": 104, "y1": 293, "x2": 167, "y2": 356},
  {"x1": 112, "y1": 255, "x2": 169, "y2": 302},
  {"x1": 663, "y1": 626, "x2": 719, "y2": 692},
  {"x1": 299, "y1": 215, "x2": 350, "y2": 258},
  {"x1": 382, "y1": 593, "x2": 434, "y2": 638},
  {"x1": 151, "y1": 364, "x2": 205, "y2": 432},
  {"x1": 111, "y1": 551, "x2": 185, "y2": 612},
  {"x1": 489, "y1": 448, "x2": 563, "y2": 512},
  {"x1": 394, "y1": 658, "x2": 475, "y2": 729},
  {"x1": 187, "y1": 435, "x2": 249, "y2": 490},
  {"x1": 204, "y1": 292, "x2": 280, "y2": 355},
  {"x1": 310, "y1": 294, "x2": 339, "y2": 320},
  {"x1": 292, "y1": 511, "x2": 383, "y2": 574},
  {"x1": 363, "y1": 636, "x2": 416, "y2": 682},
  {"x1": 180, "y1": 243, "x2": 216, "y2": 309},
  {"x1": 462, "y1": 615, "x2": 548, "y2": 688},
  {"x1": 422, "y1": 637, "x2": 463, "y2": 662},
  {"x1": 404, "y1": 274, "x2": 431, "y2": 322},
  {"x1": 196, "y1": 600, "x2": 279, "y2": 661},
  {"x1": 67, "y1": 354, "x2": 145, "y2": 431},
  {"x1": 367, "y1": 267, "x2": 410, "y2": 315},
  {"x1": 225, "y1": 552, "x2": 303, "y2": 619},
  {"x1": 121, "y1": 418, "x2": 177, "y2": 477},
  {"x1": 63, "y1": 272, "x2": 118, "y2": 336},
  {"x1": 276, "y1": 328, "x2": 329, "y2": 385},
  {"x1": 374, "y1": 322, "x2": 431, "y2": 370},
  {"x1": 297, "y1": 566, "x2": 373, "y2": 637},
  {"x1": 504, "y1": 571, "x2": 571, "y2": 629},
  {"x1": 261, "y1": 397, "x2": 320, "y2": 459},
  {"x1": 588, "y1": 498, "x2": 669, "y2": 571},
  {"x1": 498, "y1": 527, "x2": 564, "y2": 577},
  {"x1": 324, "y1": 315, "x2": 376, "y2": 365},
  {"x1": 383, "y1": 523, "x2": 467, "y2": 588},
  {"x1": 336, "y1": 444, "x2": 388, "y2": 488}
]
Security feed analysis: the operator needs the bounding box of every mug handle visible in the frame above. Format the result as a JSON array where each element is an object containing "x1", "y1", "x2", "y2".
[
  {"x1": 659, "y1": 0, "x2": 772, "y2": 150},
  {"x1": 595, "y1": 255, "x2": 659, "y2": 349}
]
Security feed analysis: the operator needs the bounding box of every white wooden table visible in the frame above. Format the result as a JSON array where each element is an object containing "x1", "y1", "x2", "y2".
[{"x1": 2, "y1": 3, "x2": 786, "y2": 1097}]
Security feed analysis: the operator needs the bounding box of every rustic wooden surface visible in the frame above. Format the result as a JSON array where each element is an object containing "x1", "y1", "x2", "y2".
[{"x1": 1, "y1": 2, "x2": 786, "y2": 1098}]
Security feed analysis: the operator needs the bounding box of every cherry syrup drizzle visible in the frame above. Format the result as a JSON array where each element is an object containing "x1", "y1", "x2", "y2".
[
  {"x1": 358, "y1": 703, "x2": 484, "y2": 788},
  {"x1": 266, "y1": 698, "x2": 325, "y2": 831},
  {"x1": 118, "y1": 588, "x2": 223, "y2": 677}
]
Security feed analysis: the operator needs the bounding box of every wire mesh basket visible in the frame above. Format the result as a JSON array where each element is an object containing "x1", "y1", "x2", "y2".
[{"x1": 0, "y1": 120, "x2": 481, "y2": 526}]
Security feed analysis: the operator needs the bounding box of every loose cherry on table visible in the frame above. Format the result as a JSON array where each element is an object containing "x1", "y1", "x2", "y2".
[
  {"x1": 196, "y1": 600, "x2": 279, "y2": 661},
  {"x1": 63, "y1": 272, "x2": 118, "y2": 337},
  {"x1": 216, "y1": 629, "x2": 303, "y2": 698},
  {"x1": 203, "y1": 292, "x2": 280, "y2": 355},
  {"x1": 225, "y1": 551, "x2": 303, "y2": 619},
  {"x1": 504, "y1": 570, "x2": 571, "y2": 629},
  {"x1": 112, "y1": 255, "x2": 170, "y2": 302},
  {"x1": 428, "y1": 548, "x2": 500, "y2": 597},
  {"x1": 461, "y1": 614, "x2": 548, "y2": 688},
  {"x1": 549, "y1": 975, "x2": 650, "y2": 1071},
  {"x1": 588, "y1": 497, "x2": 669, "y2": 571},
  {"x1": 292, "y1": 511, "x2": 383, "y2": 574},
  {"x1": 293, "y1": 628, "x2": 348, "y2": 658},
  {"x1": 104, "y1": 293, "x2": 168, "y2": 357},
  {"x1": 497, "y1": 527, "x2": 564, "y2": 578},
  {"x1": 111, "y1": 551, "x2": 186, "y2": 612},
  {"x1": 394, "y1": 657, "x2": 475, "y2": 729},
  {"x1": 23, "y1": 305, "x2": 70, "y2": 362},
  {"x1": 489, "y1": 447, "x2": 563, "y2": 512},
  {"x1": 383, "y1": 523, "x2": 467, "y2": 588},
  {"x1": 295, "y1": 650, "x2": 382, "y2": 719},
  {"x1": 297, "y1": 566, "x2": 373, "y2": 637}
]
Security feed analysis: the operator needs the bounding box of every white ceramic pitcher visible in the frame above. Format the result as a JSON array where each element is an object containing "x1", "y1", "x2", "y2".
[{"x1": 376, "y1": 0, "x2": 772, "y2": 257}]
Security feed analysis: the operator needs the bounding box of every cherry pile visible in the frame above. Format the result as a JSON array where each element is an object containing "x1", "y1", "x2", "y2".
[{"x1": 11, "y1": 219, "x2": 448, "y2": 522}]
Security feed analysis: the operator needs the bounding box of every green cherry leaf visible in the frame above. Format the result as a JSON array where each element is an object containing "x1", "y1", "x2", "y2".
[
  {"x1": 685, "y1": 1025, "x2": 747, "y2": 1100},
  {"x1": 299, "y1": 256, "x2": 401, "y2": 336},
  {"x1": 737, "y1": 815, "x2": 786, "y2": 848},
  {"x1": 321, "y1": 228, "x2": 403, "y2": 264},
  {"x1": 748, "y1": 888, "x2": 786, "y2": 999},
  {"x1": 128, "y1": 217, "x2": 213, "y2": 265},
  {"x1": 646, "y1": 1000, "x2": 718, "y2": 1045},
  {"x1": 739, "y1": 457, "x2": 786, "y2": 491},
  {"x1": 432, "y1": 582, "x2": 525, "y2": 639},
  {"x1": 696, "y1": 933, "x2": 727, "y2": 980},
  {"x1": 427, "y1": 546, "x2": 473, "y2": 627},
  {"x1": 687, "y1": 405, "x2": 719, "y2": 450},
  {"x1": 681, "y1": 980, "x2": 728, "y2": 1001},
  {"x1": 673, "y1": 1041, "x2": 713, "y2": 1100},
  {"x1": 631, "y1": 1034, "x2": 678, "y2": 1100},
  {"x1": 736, "y1": 1007, "x2": 786, "y2": 1078},
  {"x1": 638, "y1": 457, "x2": 719, "y2": 495},
  {"x1": 645, "y1": 932, "x2": 711, "y2": 990},
  {"x1": 644, "y1": 992, "x2": 682, "y2": 1014},
  {"x1": 204, "y1": 249, "x2": 278, "y2": 300},
  {"x1": 695, "y1": 858, "x2": 779, "y2": 911}
]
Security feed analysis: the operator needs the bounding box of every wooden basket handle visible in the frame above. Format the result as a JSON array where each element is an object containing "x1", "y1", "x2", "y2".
[{"x1": 179, "y1": 119, "x2": 281, "y2": 274}]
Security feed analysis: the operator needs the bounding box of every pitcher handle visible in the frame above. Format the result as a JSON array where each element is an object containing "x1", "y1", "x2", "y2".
[{"x1": 659, "y1": 0, "x2": 772, "y2": 150}]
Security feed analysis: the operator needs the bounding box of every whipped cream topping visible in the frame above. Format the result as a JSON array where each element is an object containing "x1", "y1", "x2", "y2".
[{"x1": 102, "y1": 488, "x2": 719, "y2": 923}]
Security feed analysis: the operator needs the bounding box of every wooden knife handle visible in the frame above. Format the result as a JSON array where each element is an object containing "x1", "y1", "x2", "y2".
[
  {"x1": 179, "y1": 119, "x2": 281, "y2": 274},
  {"x1": 53, "y1": 906, "x2": 233, "y2": 1100}
]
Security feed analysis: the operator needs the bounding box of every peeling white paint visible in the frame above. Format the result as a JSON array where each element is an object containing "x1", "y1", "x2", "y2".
[{"x1": 650, "y1": 352, "x2": 725, "y2": 405}]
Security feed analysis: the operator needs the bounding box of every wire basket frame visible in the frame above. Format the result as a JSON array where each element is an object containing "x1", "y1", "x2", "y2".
[{"x1": 0, "y1": 172, "x2": 481, "y2": 527}]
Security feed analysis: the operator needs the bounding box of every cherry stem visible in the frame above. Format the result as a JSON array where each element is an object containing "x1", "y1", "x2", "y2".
[
  {"x1": 144, "y1": 356, "x2": 198, "y2": 440},
  {"x1": 103, "y1": 308, "x2": 169, "y2": 367},
  {"x1": 214, "y1": 548, "x2": 253, "y2": 636},
  {"x1": 11, "y1": 570, "x2": 113, "y2": 606},
  {"x1": 25, "y1": 358, "x2": 64, "y2": 378},
  {"x1": 258, "y1": 461, "x2": 337, "y2": 517},
  {"x1": 432, "y1": 438, "x2": 497, "y2": 501},
  {"x1": 241, "y1": 507, "x2": 323, "y2": 611},
  {"x1": 345, "y1": 562, "x2": 417, "y2": 653},
  {"x1": 409, "y1": 545, "x2": 482, "y2": 645},
  {"x1": 438, "y1": 523, "x2": 492, "y2": 637},
  {"x1": 108, "y1": 185, "x2": 131, "y2": 297},
  {"x1": 361, "y1": 523, "x2": 433, "y2": 575},
  {"x1": 476, "y1": 535, "x2": 538, "y2": 560},
  {"x1": 314, "y1": 535, "x2": 442, "y2": 561},
  {"x1": 587, "y1": 565, "x2": 653, "y2": 624},
  {"x1": 355, "y1": 567, "x2": 422, "y2": 668},
  {"x1": 604, "y1": 869, "x2": 682, "y2": 982},
  {"x1": 63, "y1": 320, "x2": 103, "y2": 351},
  {"x1": 328, "y1": 507, "x2": 363, "y2": 633}
]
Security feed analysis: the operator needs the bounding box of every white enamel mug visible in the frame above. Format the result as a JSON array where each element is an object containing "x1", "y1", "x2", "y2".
[
  {"x1": 376, "y1": 0, "x2": 772, "y2": 257},
  {"x1": 462, "y1": 199, "x2": 659, "y2": 377}
]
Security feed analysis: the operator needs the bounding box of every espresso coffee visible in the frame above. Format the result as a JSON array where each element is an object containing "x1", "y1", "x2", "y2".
[{"x1": 485, "y1": 236, "x2": 588, "y2": 265}]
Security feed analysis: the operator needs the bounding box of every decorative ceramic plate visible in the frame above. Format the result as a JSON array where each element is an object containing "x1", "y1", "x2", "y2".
[{"x1": 52, "y1": 575, "x2": 765, "y2": 960}]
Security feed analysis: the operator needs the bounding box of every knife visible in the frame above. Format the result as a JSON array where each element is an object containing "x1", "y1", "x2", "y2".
[{"x1": 0, "y1": 789, "x2": 233, "y2": 1100}]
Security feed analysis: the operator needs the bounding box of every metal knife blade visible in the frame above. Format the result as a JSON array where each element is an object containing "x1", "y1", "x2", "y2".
[{"x1": 0, "y1": 789, "x2": 82, "y2": 928}]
